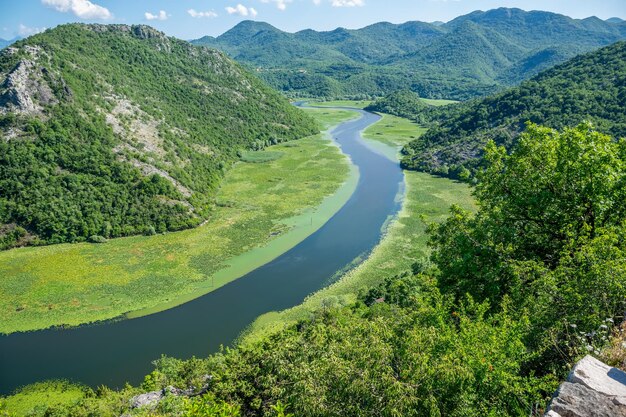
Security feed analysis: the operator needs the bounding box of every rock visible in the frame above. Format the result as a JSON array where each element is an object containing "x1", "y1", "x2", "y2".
[
  {"x1": 568, "y1": 355, "x2": 626, "y2": 399},
  {"x1": 545, "y1": 356, "x2": 626, "y2": 416},
  {"x1": 0, "y1": 59, "x2": 57, "y2": 115},
  {"x1": 128, "y1": 376, "x2": 212, "y2": 410},
  {"x1": 547, "y1": 382, "x2": 626, "y2": 417},
  {"x1": 130, "y1": 389, "x2": 164, "y2": 409}
]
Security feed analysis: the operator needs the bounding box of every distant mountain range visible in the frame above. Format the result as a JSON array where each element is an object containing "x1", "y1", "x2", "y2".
[
  {"x1": 192, "y1": 8, "x2": 626, "y2": 99},
  {"x1": 0, "y1": 38, "x2": 17, "y2": 49}
]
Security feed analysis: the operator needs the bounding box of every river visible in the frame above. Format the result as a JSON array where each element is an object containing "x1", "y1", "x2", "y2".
[{"x1": 0, "y1": 108, "x2": 404, "y2": 394}]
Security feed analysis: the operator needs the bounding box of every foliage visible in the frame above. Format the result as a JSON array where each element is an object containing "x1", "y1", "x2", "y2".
[
  {"x1": 429, "y1": 123, "x2": 626, "y2": 369},
  {"x1": 0, "y1": 24, "x2": 317, "y2": 248},
  {"x1": 192, "y1": 10, "x2": 626, "y2": 99},
  {"x1": 401, "y1": 41, "x2": 626, "y2": 179},
  {"x1": 1, "y1": 381, "x2": 85, "y2": 417}
]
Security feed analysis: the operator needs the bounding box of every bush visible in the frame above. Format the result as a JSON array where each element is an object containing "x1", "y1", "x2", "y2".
[{"x1": 88, "y1": 235, "x2": 107, "y2": 243}]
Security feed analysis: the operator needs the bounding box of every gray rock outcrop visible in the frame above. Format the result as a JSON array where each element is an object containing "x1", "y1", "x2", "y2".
[
  {"x1": 545, "y1": 355, "x2": 626, "y2": 417},
  {"x1": 0, "y1": 44, "x2": 64, "y2": 117},
  {"x1": 128, "y1": 375, "x2": 212, "y2": 410}
]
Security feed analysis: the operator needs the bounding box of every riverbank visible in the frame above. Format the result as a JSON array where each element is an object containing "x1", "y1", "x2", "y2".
[
  {"x1": 239, "y1": 107, "x2": 475, "y2": 345},
  {"x1": 0, "y1": 108, "x2": 359, "y2": 335}
]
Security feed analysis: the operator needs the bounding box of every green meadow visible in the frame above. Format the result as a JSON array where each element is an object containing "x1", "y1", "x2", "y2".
[
  {"x1": 0, "y1": 381, "x2": 85, "y2": 417},
  {"x1": 0, "y1": 108, "x2": 359, "y2": 334},
  {"x1": 419, "y1": 98, "x2": 459, "y2": 106},
  {"x1": 240, "y1": 111, "x2": 476, "y2": 344},
  {"x1": 307, "y1": 99, "x2": 372, "y2": 109},
  {"x1": 361, "y1": 113, "x2": 427, "y2": 160}
]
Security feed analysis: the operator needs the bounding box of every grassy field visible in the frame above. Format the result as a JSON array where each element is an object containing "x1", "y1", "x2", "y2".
[
  {"x1": 0, "y1": 108, "x2": 359, "y2": 334},
  {"x1": 0, "y1": 381, "x2": 84, "y2": 416},
  {"x1": 239, "y1": 110, "x2": 475, "y2": 344},
  {"x1": 361, "y1": 114, "x2": 427, "y2": 160},
  {"x1": 420, "y1": 98, "x2": 459, "y2": 106},
  {"x1": 306, "y1": 99, "x2": 372, "y2": 109}
]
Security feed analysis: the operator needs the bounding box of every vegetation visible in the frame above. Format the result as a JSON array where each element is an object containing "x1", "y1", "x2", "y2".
[
  {"x1": 0, "y1": 24, "x2": 317, "y2": 248},
  {"x1": 398, "y1": 41, "x2": 626, "y2": 179},
  {"x1": 0, "y1": 381, "x2": 84, "y2": 417},
  {"x1": 430, "y1": 123, "x2": 626, "y2": 363},
  {"x1": 365, "y1": 90, "x2": 433, "y2": 124},
  {"x1": 192, "y1": 10, "x2": 626, "y2": 99},
  {"x1": 3, "y1": 118, "x2": 625, "y2": 417},
  {"x1": 0, "y1": 108, "x2": 356, "y2": 334}
]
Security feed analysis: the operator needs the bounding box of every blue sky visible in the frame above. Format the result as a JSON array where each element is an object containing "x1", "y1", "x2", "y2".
[{"x1": 1, "y1": 0, "x2": 625, "y2": 40}]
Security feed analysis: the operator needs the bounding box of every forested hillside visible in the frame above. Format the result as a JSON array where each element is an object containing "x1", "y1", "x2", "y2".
[
  {"x1": 192, "y1": 8, "x2": 626, "y2": 99},
  {"x1": 0, "y1": 24, "x2": 317, "y2": 249},
  {"x1": 397, "y1": 41, "x2": 626, "y2": 179}
]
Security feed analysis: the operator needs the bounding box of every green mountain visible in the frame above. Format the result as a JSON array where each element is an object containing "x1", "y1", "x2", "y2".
[
  {"x1": 0, "y1": 24, "x2": 317, "y2": 249},
  {"x1": 192, "y1": 8, "x2": 626, "y2": 99},
  {"x1": 399, "y1": 41, "x2": 626, "y2": 179}
]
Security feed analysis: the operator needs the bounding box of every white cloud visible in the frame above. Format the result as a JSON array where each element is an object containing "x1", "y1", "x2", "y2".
[
  {"x1": 330, "y1": 0, "x2": 364, "y2": 6},
  {"x1": 18, "y1": 24, "x2": 46, "y2": 37},
  {"x1": 41, "y1": 0, "x2": 112, "y2": 20},
  {"x1": 261, "y1": 0, "x2": 291, "y2": 11},
  {"x1": 188, "y1": 9, "x2": 218, "y2": 18},
  {"x1": 145, "y1": 10, "x2": 168, "y2": 21},
  {"x1": 312, "y1": 0, "x2": 321, "y2": 5},
  {"x1": 226, "y1": 4, "x2": 258, "y2": 17}
]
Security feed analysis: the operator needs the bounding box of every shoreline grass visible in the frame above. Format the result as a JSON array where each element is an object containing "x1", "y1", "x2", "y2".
[
  {"x1": 0, "y1": 108, "x2": 360, "y2": 334},
  {"x1": 361, "y1": 113, "x2": 427, "y2": 160}
]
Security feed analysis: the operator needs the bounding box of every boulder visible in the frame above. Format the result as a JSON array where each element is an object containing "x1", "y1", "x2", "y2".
[
  {"x1": 548, "y1": 382, "x2": 626, "y2": 417},
  {"x1": 568, "y1": 355, "x2": 626, "y2": 399},
  {"x1": 545, "y1": 355, "x2": 626, "y2": 417}
]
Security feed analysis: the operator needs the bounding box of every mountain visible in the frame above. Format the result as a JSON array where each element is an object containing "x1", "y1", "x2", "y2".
[
  {"x1": 607, "y1": 17, "x2": 625, "y2": 24},
  {"x1": 0, "y1": 24, "x2": 317, "y2": 249},
  {"x1": 399, "y1": 41, "x2": 626, "y2": 179},
  {"x1": 192, "y1": 9, "x2": 626, "y2": 99},
  {"x1": 0, "y1": 38, "x2": 13, "y2": 49}
]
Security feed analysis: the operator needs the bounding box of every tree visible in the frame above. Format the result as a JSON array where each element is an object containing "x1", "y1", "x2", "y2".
[{"x1": 430, "y1": 123, "x2": 626, "y2": 364}]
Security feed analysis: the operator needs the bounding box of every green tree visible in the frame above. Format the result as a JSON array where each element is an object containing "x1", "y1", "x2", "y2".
[{"x1": 430, "y1": 123, "x2": 626, "y2": 366}]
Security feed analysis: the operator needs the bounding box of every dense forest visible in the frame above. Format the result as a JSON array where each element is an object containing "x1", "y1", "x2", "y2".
[
  {"x1": 0, "y1": 24, "x2": 317, "y2": 249},
  {"x1": 389, "y1": 41, "x2": 626, "y2": 179},
  {"x1": 10, "y1": 122, "x2": 625, "y2": 416},
  {"x1": 192, "y1": 8, "x2": 626, "y2": 99}
]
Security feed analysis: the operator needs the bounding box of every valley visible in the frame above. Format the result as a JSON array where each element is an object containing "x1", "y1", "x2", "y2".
[
  {"x1": 1, "y1": 2, "x2": 625, "y2": 416},
  {"x1": 0, "y1": 103, "x2": 405, "y2": 395}
]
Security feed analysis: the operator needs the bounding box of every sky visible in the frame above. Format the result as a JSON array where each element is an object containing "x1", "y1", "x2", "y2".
[{"x1": 1, "y1": 0, "x2": 625, "y2": 40}]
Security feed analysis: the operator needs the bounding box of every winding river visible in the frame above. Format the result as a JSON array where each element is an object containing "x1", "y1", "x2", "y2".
[{"x1": 0, "y1": 108, "x2": 404, "y2": 394}]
